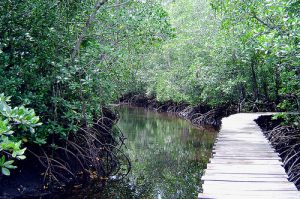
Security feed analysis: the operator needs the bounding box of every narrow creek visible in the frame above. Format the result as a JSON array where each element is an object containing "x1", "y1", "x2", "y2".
[{"x1": 101, "y1": 105, "x2": 217, "y2": 199}]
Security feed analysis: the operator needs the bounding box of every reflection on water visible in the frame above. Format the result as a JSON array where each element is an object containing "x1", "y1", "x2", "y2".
[{"x1": 101, "y1": 106, "x2": 217, "y2": 199}]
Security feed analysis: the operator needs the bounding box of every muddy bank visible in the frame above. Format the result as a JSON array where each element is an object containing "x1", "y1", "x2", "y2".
[
  {"x1": 256, "y1": 115, "x2": 300, "y2": 189},
  {"x1": 0, "y1": 107, "x2": 129, "y2": 199},
  {"x1": 120, "y1": 94, "x2": 237, "y2": 128}
]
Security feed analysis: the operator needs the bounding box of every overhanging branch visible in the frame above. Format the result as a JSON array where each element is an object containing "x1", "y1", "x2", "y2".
[{"x1": 71, "y1": 0, "x2": 108, "y2": 62}]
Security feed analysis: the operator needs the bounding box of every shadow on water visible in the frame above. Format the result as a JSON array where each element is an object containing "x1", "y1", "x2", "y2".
[{"x1": 100, "y1": 105, "x2": 217, "y2": 199}]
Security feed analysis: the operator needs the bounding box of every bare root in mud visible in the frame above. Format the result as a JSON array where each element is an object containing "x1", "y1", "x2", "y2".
[
  {"x1": 265, "y1": 125, "x2": 300, "y2": 188},
  {"x1": 33, "y1": 116, "x2": 131, "y2": 191},
  {"x1": 256, "y1": 115, "x2": 300, "y2": 189}
]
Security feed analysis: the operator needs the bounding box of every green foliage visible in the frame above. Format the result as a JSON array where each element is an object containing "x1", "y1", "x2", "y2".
[
  {"x1": 135, "y1": 0, "x2": 299, "y2": 113},
  {"x1": 0, "y1": 0, "x2": 174, "y2": 180},
  {"x1": 138, "y1": 0, "x2": 244, "y2": 105},
  {"x1": 0, "y1": 0, "x2": 173, "y2": 143},
  {"x1": 272, "y1": 113, "x2": 300, "y2": 127},
  {"x1": 0, "y1": 156, "x2": 17, "y2": 176},
  {"x1": 0, "y1": 94, "x2": 41, "y2": 176}
]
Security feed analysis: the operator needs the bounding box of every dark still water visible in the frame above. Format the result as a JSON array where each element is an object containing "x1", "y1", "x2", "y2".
[{"x1": 101, "y1": 106, "x2": 217, "y2": 199}]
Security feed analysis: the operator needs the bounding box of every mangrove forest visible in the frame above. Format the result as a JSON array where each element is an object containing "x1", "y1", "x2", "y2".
[{"x1": 0, "y1": 0, "x2": 299, "y2": 198}]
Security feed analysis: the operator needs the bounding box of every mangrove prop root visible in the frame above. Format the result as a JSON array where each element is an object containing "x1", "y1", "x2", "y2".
[
  {"x1": 28, "y1": 114, "x2": 130, "y2": 191},
  {"x1": 263, "y1": 125, "x2": 300, "y2": 189}
]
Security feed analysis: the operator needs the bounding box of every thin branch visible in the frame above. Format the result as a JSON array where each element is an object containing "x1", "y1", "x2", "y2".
[
  {"x1": 71, "y1": 0, "x2": 108, "y2": 62},
  {"x1": 105, "y1": 0, "x2": 131, "y2": 9},
  {"x1": 252, "y1": 13, "x2": 280, "y2": 31}
]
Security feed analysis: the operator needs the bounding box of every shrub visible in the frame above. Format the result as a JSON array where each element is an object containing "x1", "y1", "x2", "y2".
[{"x1": 0, "y1": 93, "x2": 41, "y2": 176}]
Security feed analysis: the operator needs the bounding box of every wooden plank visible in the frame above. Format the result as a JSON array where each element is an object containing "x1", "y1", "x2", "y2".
[
  {"x1": 215, "y1": 143, "x2": 270, "y2": 146},
  {"x1": 212, "y1": 154, "x2": 280, "y2": 158},
  {"x1": 203, "y1": 181, "x2": 296, "y2": 188},
  {"x1": 214, "y1": 143, "x2": 271, "y2": 146},
  {"x1": 206, "y1": 164, "x2": 285, "y2": 171},
  {"x1": 198, "y1": 193, "x2": 300, "y2": 199},
  {"x1": 203, "y1": 170, "x2": 288, "y2": 177},
  {"x1": 212, "y1": 156, "x2": 281, "y2": 160},
  {"x1": 214, "y1": 145, "x2": 273, "y2": 148},
  {"x1": 216, "y1": 138, "x2": 268, "y2": 140},
  {"x1": 212, "y1": 152, "x2": 276, "y2": 155},
  {"x1": 212, "y1": 149, "x2": 276, "y2": 153},
  {"x1": 212, "y1": 148, "x2": 275, "y2": 152},
  {"x1": 214, "y1": 143, "x2": 274, "y2": 147},
  {"x1": 209, "y1": 159, "x2": 283, "y2": 165},
  {"x1": 213, "y1": 145, "x2": 274, "y2": 149},
  {"x1": 204, "y1": 170, "x2": 286, "y2": 175},
  {"x1": 205, "y1": 165, "x2": 286, "y2": 171},
  {"x1": 203, "y1": 183, "x2": 297, "y2": 191},
  {"x1": 202, "y1": 175, "x2": 290, "y2": 182},
  {"x1": 212, "y1": 149, "x2": 275, "y2": 152},
  {"x1": 205, "y1": 169, "x2": 286, "y2": 176}
]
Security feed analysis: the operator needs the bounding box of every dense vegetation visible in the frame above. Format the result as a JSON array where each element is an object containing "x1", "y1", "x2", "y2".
[
  {"x1": 0, "y1": 0, "x2": 172, "y2": 192},
  {"x1": 0, "y1": 0, "x2": 299, "y2": 196},
  {"x1": 0, "y1": 94, "x2": 41, "y2": 175},
  {"x1": 0, "y1": 0, "x2": 172, "y2": 142},
  {"x1": 136, "y1": 0, "x2": 299, "y2": 113}
]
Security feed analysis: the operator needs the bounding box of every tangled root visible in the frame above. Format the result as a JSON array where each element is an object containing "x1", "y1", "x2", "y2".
[
  {"x1": 263, "y1": 125, "x2": 300, "y2": 188},
  {"x1": 29, "y1": 111, "x2": 130, "y2": 192}
]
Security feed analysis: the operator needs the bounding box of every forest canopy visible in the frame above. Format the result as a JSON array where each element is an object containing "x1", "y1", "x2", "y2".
[{"x1": 135, "y1": 0, "x2": 299, "y2": 113}]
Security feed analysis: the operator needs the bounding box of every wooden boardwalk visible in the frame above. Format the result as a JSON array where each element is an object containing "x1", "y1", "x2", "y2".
[{"x1": 199, "y1": 113, "x2": 300, "y2": 199}]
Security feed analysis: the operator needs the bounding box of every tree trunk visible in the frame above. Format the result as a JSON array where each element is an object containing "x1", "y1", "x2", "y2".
[
  {"x1": 274, "y1": 64, "x2": 281, "y2": 104},
  {"x1": 250, "y1": 54, "x2": 259, "y2": 101},
  {"x1": 238, "y1": 83, "x2": 246, "y2": 112},
  {"x1": 262, "y1": 80, "x2": 269, "y2": 102}
]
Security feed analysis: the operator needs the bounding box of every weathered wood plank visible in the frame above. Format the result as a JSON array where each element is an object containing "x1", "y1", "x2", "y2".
[
  {"x1": 203, "y1": 184, "x2": 297, "y2": 192},
  {"x1": 203, "y1": 181, "x2": 297, "y2": 189},
  {"x1": 204, "y1": 169, "x2": 286, "y2": 175},
  {"x1": 199, "y1": 113, "x2": 299, "y2": 198},
  {"x1": 212, "y1": 152, "x2": 276, "y2": 155},
  {"x1": 212, "y1": 154, "x2": 280, "y2": 158},
  {"x1": 202, "y1": 175, "x2": 289, "y2": 182},
  {"x1": 212, "y1": 156, "x2": 282, "y2": 160},
  {"x1": 203, "y1": 171, "x2": 288, "y2": 177},
  {"x1": 206, "y1": 164, "x2": 285, "y2": 170},
  {"x1": 209, "y1": 159, "x2": 283, "y2": 165},
  {"x1": 198, "y1": 192, "x2": 300, "y2": 199},
  {"x1": 204, "y1": 171, "x2": 289, "y2": 178}
]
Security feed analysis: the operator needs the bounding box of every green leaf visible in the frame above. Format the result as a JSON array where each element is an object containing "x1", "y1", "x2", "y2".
[
  {"x1": 0, "y1": 155, "x2": 5, "y2": 165},
  {"x1": 16, "y1": 155, "x2": 26, "y2": 160},
  {"x1": 3, "y1": 160, "x2": 14, "y2": 166},
  {"x1": 29, "y1": 127, "x2": 35, "y2": 134},
  {"x1": 1, "y1": 167, "x2": 10, "y2": 176}
]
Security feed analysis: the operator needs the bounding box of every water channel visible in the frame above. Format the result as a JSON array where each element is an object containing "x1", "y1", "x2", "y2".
[{"x1": 101, "y1": 105, "x2": 217, "y2": 199}]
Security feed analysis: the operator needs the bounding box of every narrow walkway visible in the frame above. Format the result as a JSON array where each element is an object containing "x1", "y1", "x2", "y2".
[{"x1": 199, "y1": 113, "x2": 299, "y2": 199}]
